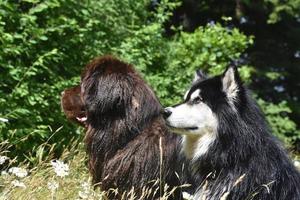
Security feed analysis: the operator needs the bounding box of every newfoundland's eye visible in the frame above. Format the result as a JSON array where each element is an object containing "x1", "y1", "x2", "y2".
[{"x1": 193, "y1": 96, "x2": 203, "y2": 104}]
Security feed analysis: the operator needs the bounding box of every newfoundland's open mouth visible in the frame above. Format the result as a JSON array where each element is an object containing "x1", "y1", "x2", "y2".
[{"x1": 76, "y1": 116, "x2": 87, "y2": 122}]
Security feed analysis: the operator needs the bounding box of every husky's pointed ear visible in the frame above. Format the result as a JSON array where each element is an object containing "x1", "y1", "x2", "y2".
[
  {"x1": 193, "y1": 69, "x2": 207, "y2": 83},
  {"x1": 222, "y1": 66, "x2": 240, "y2": 99}
]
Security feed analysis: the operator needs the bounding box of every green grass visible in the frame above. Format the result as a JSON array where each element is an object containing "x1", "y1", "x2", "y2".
[
  {"x1": 0, "y1": 141, "x2": 99, "y2": 200},
  {"x1": 0, "y1": 139, "x2": 299, "y2": 200},
  {"x1": 0, "y1": 140, "x2": 189, "y2": 200}
]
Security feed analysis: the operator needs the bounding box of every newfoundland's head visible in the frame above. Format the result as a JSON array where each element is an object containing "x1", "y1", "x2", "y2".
[
  {"x1": 61, "y1": 85, "x2": 86, "y2": 126},
  {"x1": 81, "y1": 55, "x2": 162, "y2": 131}
]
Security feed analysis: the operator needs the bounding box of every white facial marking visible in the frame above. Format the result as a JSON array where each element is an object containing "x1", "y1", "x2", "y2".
[
  {"x1": 190, "y1": 89, "x2": 200, "y2": 101},
  {"x1": 166, "y1": 102, "x2": 216, "y2": 134},
  {"x1": 184, "y1": 89, "x2": 190, "y2": 101}
]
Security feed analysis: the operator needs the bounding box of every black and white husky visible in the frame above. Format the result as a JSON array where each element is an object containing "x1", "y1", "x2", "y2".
[{"x1": 164, "y1": 66, "x2": 300, "y2": 200}]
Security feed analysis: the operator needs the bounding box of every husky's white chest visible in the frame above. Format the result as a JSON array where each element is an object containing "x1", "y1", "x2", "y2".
[{"x1": 182, "y1": 132, "x2": 216, "y2": 160}]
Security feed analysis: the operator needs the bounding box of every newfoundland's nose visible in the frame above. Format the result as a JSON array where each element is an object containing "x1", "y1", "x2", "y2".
[{"x1": 163, "y1": 107, "x2": 172, "y2": 119}]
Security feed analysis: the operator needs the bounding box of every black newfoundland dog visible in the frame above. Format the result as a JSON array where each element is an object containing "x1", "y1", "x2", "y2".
[{"x1": 61, "y1": 56, "x2": 185, "y2": 199}]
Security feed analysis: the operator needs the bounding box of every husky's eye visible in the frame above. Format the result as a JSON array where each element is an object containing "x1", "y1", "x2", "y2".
[{"x1": 192, "y1": 96, "x2": 203, "y2": 104}]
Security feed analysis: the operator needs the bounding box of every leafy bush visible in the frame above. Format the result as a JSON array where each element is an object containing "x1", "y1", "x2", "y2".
[
  {"x1": 117, "y1": 22, "x2": 253, "y2": 104},
  {"x1": 0, "y1": 0, "x2": 154, "y2": 160},
  {"x1": 262, "y1": 0, "x2": 300, "y2": 23},
  {"x1": 0, "y1": 0, "x2": 298, "y2": 162},
  {"x1": 258, "y1": 99, "x2": 300, "y2": 145}
]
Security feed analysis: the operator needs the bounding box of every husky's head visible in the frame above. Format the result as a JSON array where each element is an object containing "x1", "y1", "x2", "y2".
[{"x1": 164, "y1": 66, "x2": 242, "y2": 158}]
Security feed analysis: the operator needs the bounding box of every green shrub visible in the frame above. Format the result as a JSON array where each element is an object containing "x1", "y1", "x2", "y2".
[
  {"x1": 0, "y1": 0, "x2": 154, "y2": 160},
  {"x1": 263, "y1": 0, "x2": 300, "y2": 23},
  {"x1": 258, "y1": 99, "x2": 300, "y2": 145}
]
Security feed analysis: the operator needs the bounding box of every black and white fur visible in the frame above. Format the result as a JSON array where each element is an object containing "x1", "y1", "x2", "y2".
[{"x1": 164, "y1": 67, "x2": 300, "y2": 200}]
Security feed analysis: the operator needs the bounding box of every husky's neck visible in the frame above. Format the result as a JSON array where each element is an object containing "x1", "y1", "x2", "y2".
[{"x1": 182, "y1": 130, "x2": 216, "y2": 160}]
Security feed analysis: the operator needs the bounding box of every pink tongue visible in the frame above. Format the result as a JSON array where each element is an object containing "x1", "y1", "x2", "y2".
[{"x1": 76, "y1": 116, "x2": 87, "y2": 122}]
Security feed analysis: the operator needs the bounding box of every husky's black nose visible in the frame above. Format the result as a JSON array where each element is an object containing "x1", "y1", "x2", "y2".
[{"x1": 163, "y1": 107, "x2": 172, "y2": 119}]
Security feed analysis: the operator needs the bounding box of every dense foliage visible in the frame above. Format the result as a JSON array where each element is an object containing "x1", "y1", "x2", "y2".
[
  {"x1": 0, "y1": 0, "x2": 299, "y2": 161},
  {"x1": 260, "y1": 0, "x2": 300, "y2": 23}
]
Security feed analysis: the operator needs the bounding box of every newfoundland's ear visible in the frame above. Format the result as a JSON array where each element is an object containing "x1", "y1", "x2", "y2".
[
  {"x1": 193, "y1": 69, "x2": 208, "y2": 83},
  {"x1": 61, "y1": 85, "x2": 86, "y2": 126},
  {"x1": 222, "y1": 66, "x2": 240, "y2": 100}
]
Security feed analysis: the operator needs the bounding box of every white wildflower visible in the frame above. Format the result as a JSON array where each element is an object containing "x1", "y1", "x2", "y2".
[
  {"x1": 50, "y1": 160, "x2": 69, "y2": 177},
  {"x1": 47, "y1": 181, "x2": 59, "y2": 191},
  {"x1": 11, "y1": 180, "x2": 26, "y2": 188},
  {"x1": 81, "y1": 181, "x2": 90, "y2": 190},
  {"x1": 78, "y1": 181, "x2": 91, "y2": 199},
  {"x1": 0, "y1": 156, "x2": 8, "y2": 165},
  {"x1": 8, "y1": 167, "x2": 28, "y2": 178},
  {"x1": 78, "y1": 191, "x2": 90, "y2": 199},
  {"x1": 1, "y1": 170, "x2": 8, "y2": 176}
]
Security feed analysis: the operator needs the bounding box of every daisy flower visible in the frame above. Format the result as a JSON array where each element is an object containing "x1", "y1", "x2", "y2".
[
  {"x1": 11, "y1": 180, "x2": 26, "y2": 188},
  {"x1": 8, "y1": 167, "x2": 28, "y2": 178},
  {"x1": 1, "y1": 170, "x2": 8, "y2": 176},
  {"x1": 47, "y1": 180, "x2": 59, "y2": 191},
  {"x1": 50, "y1": 160, "x2": 69, "y2": 177},
  {"x1": 78, "y1": 182, "x2": 91, "y2": 199},
  {"x1": 0, "y1": 156, "x2": 8, "y2": 165}
]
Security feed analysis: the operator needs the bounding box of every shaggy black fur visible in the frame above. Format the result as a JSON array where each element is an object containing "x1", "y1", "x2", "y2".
[
  {"x1": 78, "y1": 56, "x2": 184, "y2": 199},
  {"x1": 169, "y1": 67, "x2": 300, "y2": 199}
]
